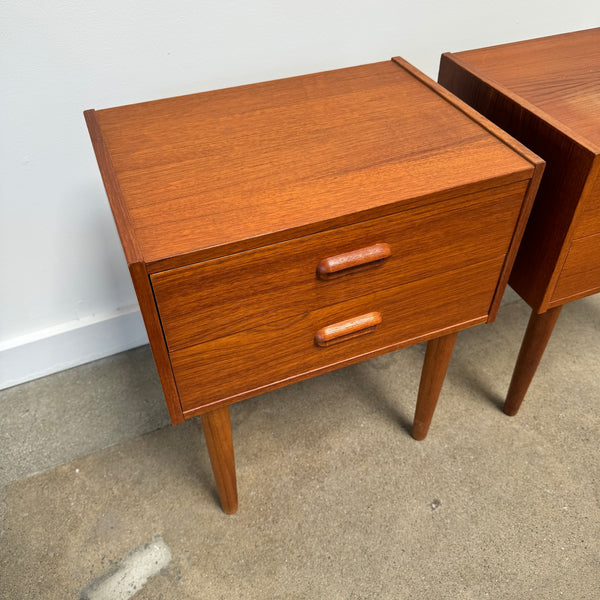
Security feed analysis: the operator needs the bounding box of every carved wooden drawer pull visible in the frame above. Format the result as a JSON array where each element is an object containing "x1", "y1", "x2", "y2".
[
  {"x1": 314, "y1": 312, "x2": 382, "y2": 347},
  {"x1": 316, "y1": 243, "x2": 391, "y2": 280}
]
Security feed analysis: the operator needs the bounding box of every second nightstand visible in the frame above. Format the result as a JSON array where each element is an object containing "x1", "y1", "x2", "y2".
[{"x1": 439, "y1": 28, "x2": 600, "y2": 415}]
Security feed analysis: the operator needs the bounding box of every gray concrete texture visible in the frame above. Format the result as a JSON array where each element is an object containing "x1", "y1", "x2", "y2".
[{"x1": 1, "y1": 290, "x2": 599, "y2": 599}]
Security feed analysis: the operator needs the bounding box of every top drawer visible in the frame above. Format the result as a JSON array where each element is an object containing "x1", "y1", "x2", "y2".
[{"x1": 151, "y1": 180, "x2": 528, "y2": 350}]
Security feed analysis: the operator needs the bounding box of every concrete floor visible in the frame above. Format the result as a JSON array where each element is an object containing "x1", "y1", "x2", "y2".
[{"x1": 1, "y1": 289, "x2": 598, "y2": 599}]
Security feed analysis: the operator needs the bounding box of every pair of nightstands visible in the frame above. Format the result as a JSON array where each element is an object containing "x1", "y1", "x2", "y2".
[{"x1": 86, "y1": 28, "x2": 598, "y2": 513}]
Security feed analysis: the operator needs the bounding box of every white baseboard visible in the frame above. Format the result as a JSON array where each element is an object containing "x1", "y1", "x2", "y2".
[{"x1": 0, "y1": 307, "x2": 149, "y2": 390}]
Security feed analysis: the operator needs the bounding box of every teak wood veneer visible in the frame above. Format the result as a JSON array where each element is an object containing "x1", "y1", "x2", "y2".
[
  {"x1": 439, "y1": 28, "x2": 600, "y2": 415},
  {"x1": 85, "y1": 58, "x2": 543, "y2": 513}
]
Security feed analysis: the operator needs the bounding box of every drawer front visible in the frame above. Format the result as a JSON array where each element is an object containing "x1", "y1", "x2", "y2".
[
  {"x1": 152, "y1": 181, "x2": 527, "y2": 350},
  {"x1": 574, "y1": 171, "x2": 600, "y2": 239},
  {"x1": 551, "y1": 232, "x2": 600, "y2": 303},
  {"x1": 170, "y1": 256, "x2": 505, "y2": 414}
]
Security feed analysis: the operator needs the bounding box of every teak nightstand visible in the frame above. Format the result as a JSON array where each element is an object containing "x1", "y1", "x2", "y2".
[
  {"x1": 439, "y1": 28, "x2": 600, "y2": 415},
  {"x1": 85, "y1": 58, "x2": 543, "y2": 513}
]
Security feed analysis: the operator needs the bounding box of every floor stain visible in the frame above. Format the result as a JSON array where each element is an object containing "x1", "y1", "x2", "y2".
[{"x1": 79, "y1": 535, "x2": 172, "y2": 600}]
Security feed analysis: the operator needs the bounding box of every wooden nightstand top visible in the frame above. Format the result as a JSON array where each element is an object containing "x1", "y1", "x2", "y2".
[
  {"x1": 86, "y1": 58, "x2": 536, "y2": 272},
  {"x1": 445, "y1": 28, "x2": 600, "y2": 150}
]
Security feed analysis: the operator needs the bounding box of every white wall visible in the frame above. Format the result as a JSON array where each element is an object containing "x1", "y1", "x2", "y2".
[{"x1": 1, "y1": 1, "x2": 597, "y2": 388}]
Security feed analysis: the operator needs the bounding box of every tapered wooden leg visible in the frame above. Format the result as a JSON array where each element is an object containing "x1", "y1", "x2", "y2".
[
  {"x1": 200, "y1": 405, "x2": 238, "y2": 514},
  {"x1": 504, "y1": 305, "x2": 563, "y2": 417},
  {"x1": 412, "y1": 331, "x2": 458, "y2": 440}
]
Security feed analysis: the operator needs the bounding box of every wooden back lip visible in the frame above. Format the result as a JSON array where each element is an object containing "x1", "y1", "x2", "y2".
[
  {"x1": 439, "y1": 52, "x2": 600, "y2": 156},
  {"x1": 393, "y1": 56, "x2": 546, "y2": 170},
  {"x1": 84, "y1": 109, "x2": 144, "y2": 265}
]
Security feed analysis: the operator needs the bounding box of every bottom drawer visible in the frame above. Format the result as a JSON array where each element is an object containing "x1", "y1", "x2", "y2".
[
  {"x1": 552, "y1": 232, "x2": 600, "y2": 304},
  {"x1": 171, "y1": 257, "x2": 505, "y2": 415}
]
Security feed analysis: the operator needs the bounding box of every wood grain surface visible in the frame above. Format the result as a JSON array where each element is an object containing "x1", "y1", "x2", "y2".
[
  {"x1": 91, "y1": 60, "x2": 533, "y2": 271},
  {"x1": 151, "y1": 181, "x2": 527, "y2": 350},
  {"x1": 445, "y1": 28, "x2": 600, "y2": 148},
  {"x1": 170, "y1": 257, "x2": 505, "y2": 414}
]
